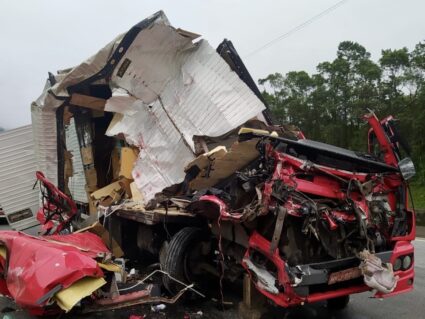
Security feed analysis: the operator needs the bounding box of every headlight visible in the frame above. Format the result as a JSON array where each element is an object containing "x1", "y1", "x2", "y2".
[
  {"x1": 402, "y1": 255, "x2": 412, "y2": 270},
  {"x1": 393, "y1": 258, "x2": 402, "y2": 271}
]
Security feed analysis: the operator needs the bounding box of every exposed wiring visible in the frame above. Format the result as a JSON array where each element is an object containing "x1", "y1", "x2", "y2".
[
  {"x1": 217, "y1": 215, "x2": 225, "y2": 311},
  {"x1": 117, "y1": 269, "x2": 205, "y2": 298},
  {"x1": 101, "y1": 203, "x2": 125, "y2": 225},
  {"x1": 163, "y1": 201, "x2": 171, "y2": 240}
]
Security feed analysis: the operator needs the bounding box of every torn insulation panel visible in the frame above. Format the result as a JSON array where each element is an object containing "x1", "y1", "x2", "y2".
[
  {"x1": 105, "y1": 35, "x2": 266, "y2": 199},
  {"x1": 66, "y1": 118, "x2": 88, "y2": 203},
  {"x1": 32, "y1": 10, "x2": 266, "y2": 202}
]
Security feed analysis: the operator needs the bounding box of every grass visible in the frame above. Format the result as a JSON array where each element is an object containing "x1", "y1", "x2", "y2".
[{"x1": 410, "y1": 183, "x2": 425, "y2": 210}]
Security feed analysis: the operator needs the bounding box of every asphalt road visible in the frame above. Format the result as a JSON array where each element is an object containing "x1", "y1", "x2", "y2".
[{"x1": 0, "y1": 227, "x2": 424, "y2": 318}]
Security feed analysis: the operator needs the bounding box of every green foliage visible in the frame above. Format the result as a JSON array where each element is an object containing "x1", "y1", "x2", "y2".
[
  {"x1": 259, "y1": 40, "x2": 425, "y2": 184},
  {"x1": 410, "y1": 183, "x2": 425, "y2": 209}
]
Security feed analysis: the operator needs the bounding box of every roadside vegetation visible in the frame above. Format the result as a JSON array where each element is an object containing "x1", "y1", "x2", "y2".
[
  {"x1": 260, "y1": 40, "x2": 425, "y2": 209},
  {"x1": 411, "y1": 183, "x2": 425, "y2": 210}
]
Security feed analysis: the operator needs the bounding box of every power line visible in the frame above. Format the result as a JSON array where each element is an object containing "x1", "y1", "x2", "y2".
[{"x1": 244, "y1": 0, "x2": 349, "y2": 59}]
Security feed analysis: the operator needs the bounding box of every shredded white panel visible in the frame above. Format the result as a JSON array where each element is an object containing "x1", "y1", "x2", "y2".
[
  {"x1": 32, "y1": 11, "x2": 266, "y2": 202},
  {"x1": 52, "y1": 33, "x2": 124, "y2": 98},
  {"x1": 106, "y1": 26, "x2": 265, "y2": 199},
  {"x1": 110, "y1": 23, "x2": 193, "y2": 105},
  {"x1": 31, "y1": 102, "x2": 58, "y2": 185},
  {"x1": 66, "y1": 119, "x2": 88, "y2": 203}
]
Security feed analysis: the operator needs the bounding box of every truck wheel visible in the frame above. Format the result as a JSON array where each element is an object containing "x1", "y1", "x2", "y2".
[
  {"x1": 327, "y1": 295, "x2": 350, "y2": 310},
  {"x1": 161, "y1": 227, "x2": 209, "y2": 296}
]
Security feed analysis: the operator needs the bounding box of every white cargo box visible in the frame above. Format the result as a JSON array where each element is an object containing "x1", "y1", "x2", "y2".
[{"x1": 0, "y1": 125, "x2": 40, "y2": 233}]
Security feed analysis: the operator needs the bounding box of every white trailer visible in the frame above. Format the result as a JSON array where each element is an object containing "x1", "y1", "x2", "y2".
[{"x1": 0, "y1": 125, "x2": 40, "y2": 232}]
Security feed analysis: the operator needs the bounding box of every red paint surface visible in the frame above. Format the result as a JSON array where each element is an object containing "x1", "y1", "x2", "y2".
[
  {"x1": 0, "y1": 231, "x2": 108, "y2": 313},
  {"x1": 242, "y1": 231, "x2": 414, "y2": 306},
  {"x1": 35, "y1": 171, "x2": 78, "y2": 235}
]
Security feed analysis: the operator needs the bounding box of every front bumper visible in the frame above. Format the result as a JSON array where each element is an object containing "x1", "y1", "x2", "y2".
[{"x1": 241, "y1": 232, "x2": 414, "y2": 307}]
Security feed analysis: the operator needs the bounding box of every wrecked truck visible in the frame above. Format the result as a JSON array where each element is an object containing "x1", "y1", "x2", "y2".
[{"x1": 0, "y1": 10, "x2": 416, "y2": 314}]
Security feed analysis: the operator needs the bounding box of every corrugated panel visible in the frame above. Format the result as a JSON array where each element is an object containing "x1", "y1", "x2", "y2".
[
  {"x1": 0, "y1": 125, "x2": 39, "y2": 218},
  {"x1": 31, "y1": 103, "x2": 58, "y2": 185},
  {"x1": 66, "y1": 118, "x2": 88, "y2": 203}
]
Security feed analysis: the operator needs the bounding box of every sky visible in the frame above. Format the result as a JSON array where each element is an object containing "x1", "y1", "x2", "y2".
[{"x1": 0, "y1": 0, "x2": 424, "y2": 130}]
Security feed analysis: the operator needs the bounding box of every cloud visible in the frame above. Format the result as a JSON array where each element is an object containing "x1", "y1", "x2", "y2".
[{"x1": 1, "y1": 0, "x2": 424, "y2": 129}]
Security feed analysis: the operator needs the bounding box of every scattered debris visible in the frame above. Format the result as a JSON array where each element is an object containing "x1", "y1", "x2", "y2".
[
  {"x1": 243, "y1": 258, "x2": 279, "y2": 294},
  {"x1": 151, "y1": 304, "x2": 166, "y2": 312},
  {"x1": 0, "y1": 230, "x2": 110, "y2": 315}
]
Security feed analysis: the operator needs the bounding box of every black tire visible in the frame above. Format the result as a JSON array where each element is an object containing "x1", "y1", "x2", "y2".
[
  {"x1": 161, "y1": 227, "x2": 208, "y2": 295},
  {"x1": 327, "y1": 295, "x2": 350, "y2": 310}
]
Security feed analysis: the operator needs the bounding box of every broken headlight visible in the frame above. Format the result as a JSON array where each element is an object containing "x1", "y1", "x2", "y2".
[
  {"x1": 402, "y1": 255, "x2": 413, "y2": 270},
  {"x1": 393, "y1": 258, "x2": 402, "y2": 271},
  {"x1": 393, "y1": 254, "x2": 413, "y2": 271}
]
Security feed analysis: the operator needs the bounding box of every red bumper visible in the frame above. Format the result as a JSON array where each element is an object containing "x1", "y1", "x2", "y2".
[{"x1": 241, "y1": 232, "x2": 414, "y2": 307}]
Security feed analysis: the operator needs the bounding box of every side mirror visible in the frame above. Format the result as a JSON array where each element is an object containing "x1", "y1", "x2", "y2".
[{"x1": 398, "y1": 157, "x2": 416, "y2": 180}]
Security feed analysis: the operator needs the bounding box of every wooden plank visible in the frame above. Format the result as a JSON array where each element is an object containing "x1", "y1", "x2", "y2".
[{"x1": 70, "y1": 93, "x2": 106, "y2": 111}]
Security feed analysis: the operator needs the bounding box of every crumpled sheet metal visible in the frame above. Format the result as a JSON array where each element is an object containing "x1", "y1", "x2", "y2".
[
  {"x1": 105, "y1": 28, "x2": 265, "y2": 200},
  {"x1": 243, "y1": 258, "x2": 279, "y2": 294},
  {"x1": 30, "y1": 28, "x2": 123, "y2": 185},
  {"x1": 66, "y1": 118, "x2": 89, "y2": 203},
  {"x1": 30, "y1": 11, "x2": 176, "y2": 193},
  {"x1": 0, "y1": 231, "x2": 108, "y2": 312},
  {"x1": 32, "y1": 11, "x2": 265, "y2": 202},
  {"x1": 30, "y1": 27, "x2": 125, "y2": 187}
]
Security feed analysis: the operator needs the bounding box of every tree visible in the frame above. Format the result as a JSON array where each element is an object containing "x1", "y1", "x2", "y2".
[{"x1": 259, "y1": 40, "x2": 425, "y2": 184}]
